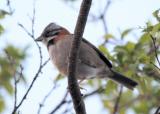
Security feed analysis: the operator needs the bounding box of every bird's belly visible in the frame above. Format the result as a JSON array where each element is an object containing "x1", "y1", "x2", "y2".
[
  {"x1": 76, "y1": 63, "x2": 100, "y2": 79},
  {"x1": 54, "y1": 60, "x2": 101, "y2": 79},
  {"x1": 48, "y1": 43, "x2": 106, "y2": 79}
]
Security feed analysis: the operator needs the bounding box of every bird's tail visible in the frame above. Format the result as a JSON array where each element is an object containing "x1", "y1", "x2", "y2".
[{"x1": 108, "y1": 70, "x2": 138, "y2": 90}]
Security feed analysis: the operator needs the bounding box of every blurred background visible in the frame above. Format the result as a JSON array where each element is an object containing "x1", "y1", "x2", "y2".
[{"x1": 0, "y1": 0, "x2": 160, "y2": 114}]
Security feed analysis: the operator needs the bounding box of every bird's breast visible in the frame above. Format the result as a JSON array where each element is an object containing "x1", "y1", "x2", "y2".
[{"x1": 48, "y1": 37, "x2": 72, "y2": 75}]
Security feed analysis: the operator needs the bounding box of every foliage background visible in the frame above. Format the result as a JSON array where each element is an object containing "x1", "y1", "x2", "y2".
[{"x1": 0, "y1": 0, "x2": 160, "y2": 114}]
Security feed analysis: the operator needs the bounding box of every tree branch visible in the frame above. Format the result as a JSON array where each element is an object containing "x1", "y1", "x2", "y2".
[
  {"x1": 100, "y1": 0, "x2": 111, "y2": 33},
  {"x1": 67, "y1": 0, "x2": 92, "y2": 114},
  {"x1": 37, "y1": 83, "x2": 59, "y2": 114},
  {"x1": 50, "y1": 91, "x2": 68, "y2": 114},
  {"x1": 83, "y1": 87, "x2": 104, "y2": 98},
  {"x1": 5, "y1": 50, "x2": 23, "y2": 114},
  {"x1": 150, "y1": 34, "x2": 160, "y2": 68},
  {"x1": 11, "y1": 3, "x2": 49, "y2": 113},
  {"x1": 154, "y1": 106, "x2": 160, "y2": 114},
  {"x1": 49, "y1": 87, "x2": 103, "y2": 114},
  {"x1": 112, "y1": 85, "x2": 123, "y2": 114},
  {"x1": 6, "y1": 0, "x2": 14, "y2": 14}
]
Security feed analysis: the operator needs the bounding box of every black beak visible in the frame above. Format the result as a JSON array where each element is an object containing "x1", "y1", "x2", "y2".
[{"x1": 35, "y1": 36, "x2": 43, "y2": 41}]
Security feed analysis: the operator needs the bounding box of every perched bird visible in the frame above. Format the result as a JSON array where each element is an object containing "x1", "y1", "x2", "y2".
[{"x1": 35, "y1": 23, "x2": 138, "y2": 90}]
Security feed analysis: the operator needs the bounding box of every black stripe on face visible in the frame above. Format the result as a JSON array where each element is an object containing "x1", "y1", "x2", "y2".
[
  {"x1": 43, "y1": 28, "x2": 61, "y2": 38},
  {"x1": 47, "y1": 39, "x2": 54, "y2": 50}
]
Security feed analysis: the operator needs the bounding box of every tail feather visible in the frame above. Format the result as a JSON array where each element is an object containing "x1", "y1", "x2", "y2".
[{"x1": 109, "y1": 70, "x2": 138, "y2": 90}]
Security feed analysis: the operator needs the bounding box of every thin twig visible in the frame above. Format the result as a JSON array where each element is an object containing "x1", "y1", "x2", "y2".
[
  {"x1": 16, "y1": 65, "x2": 24, "y2": 82},
  {"x1": 103, "y1": 0, "x2": 111, "y2": 16},
  {"x1": 18, "y1": 23, "x2": 34, "y2": 38},
  {"x1": 90, "y1": 0, "x2": 111, "y2": 33},
  {"x1": 101, "y1": 17, "x2": 108, "y2": 33},
  {"x1": 150, "y1": 34, "x2": 160, "y2": 68},
  {"x1": 112, "y1": 85, "x2": 123, "y2": 114},
  {"x1": 48, "y1": 87, "x2": 102, "y2": 113},
  {"x1": 11, "y1": 61, "x2": 47, "y2": 114},
  {"x1": 31, "y1": 0, "x2": 36, "y2": 37},
  {"x1": 100, "y1": 0, "x2": 111, "y2": 33},
  {"x1": 6, "y1": 0, "x2": 14, "y2": 14},
  {"x1": 5, "y1": 50, "x2": 20, "y2": 113},
  {"x1": 13, "y1": 74, "x2": 17, "y2": 110},
  {"x1": 18, "y1": 23, "x2": 43, "y2": 66},
  {"x1": 62, "y1": 107, "x2": 72, "y2": 114},
  {"x1": 37, "y1": 83, "x2": 58, "y2": 114},
  {"x1": 11, "y1": 3, "x2": 50, "y2": 113},
  {"x1": 50, "y1": 92, "x2": 69, "y2": 114},
  {"x1": 41, "y1": 58, "x2": 50, "y2": 67},
  {"x1": 83, "y1": 87, "x2": 104, "y2": 98},
  {"x1": 50, "y1": 87, "x2": 103, "y2": 114},
  {"x1": 13, "y1": 65, "x2": 24, "y2": 110},
  {"x1": 151, "y1": 61, "x2": 160, "y2": 71}
]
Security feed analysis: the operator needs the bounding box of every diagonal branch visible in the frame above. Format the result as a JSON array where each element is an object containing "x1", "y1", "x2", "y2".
[
  {"x1": 67, "y1": 0, "x2": 92, "y2": 114},
  {"x1": 11, "y1": 2, "x2": 50, "y2": 113},
  {"x1": 50, "y1": 87, "x2": 103, "y2": 114},
  {"x1": 50, "y1": 91, "x2": 69, "y2": 114},
  {"x1": 37, "y1": 83, "x2": 58, "y2": 114},
  {"x1": 154, "y1": 106, "x2": 160, "y2": 114}
]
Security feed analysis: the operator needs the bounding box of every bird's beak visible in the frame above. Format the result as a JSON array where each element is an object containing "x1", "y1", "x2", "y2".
[{"x1": 35, "y1": 36, "x2": 43, "y2": 42}]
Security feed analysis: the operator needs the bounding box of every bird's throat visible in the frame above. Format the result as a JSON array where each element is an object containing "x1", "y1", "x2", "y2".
[{"x1": 47, "y1": 39, "x2": 54, "y2": 49}]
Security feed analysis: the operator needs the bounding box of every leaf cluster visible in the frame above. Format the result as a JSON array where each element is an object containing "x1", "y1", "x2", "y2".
[
  {"x1": 96, "y1": 9, "x2": 160, "y2": 114},
  {"x1": 0, "y1": 8, "x2": 27, "y2": 113}
]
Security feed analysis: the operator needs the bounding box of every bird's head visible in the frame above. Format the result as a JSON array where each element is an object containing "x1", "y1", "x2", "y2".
[{"x1": 35, "y1": 23, "x2": 70, "y2": 46}]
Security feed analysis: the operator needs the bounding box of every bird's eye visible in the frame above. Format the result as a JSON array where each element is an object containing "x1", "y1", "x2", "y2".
[{"x1": 44, "y1": 30, "x2": 59, "y2": 37}]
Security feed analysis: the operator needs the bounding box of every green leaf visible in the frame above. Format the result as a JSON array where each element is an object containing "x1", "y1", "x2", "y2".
[
  {"x1": 139, "y1": 33, "x2": 150, "y2": 44},
  {"x1": 0, "y1": 10, "x2": 9, "y2": 19},
  {"x1": 152, "y1": 23, "x2": 160, "y2": 33},
  {"x1": 99, "y1": 45, "x2": 114, "y2": 61},
  {"x1": 105, "y1": 80, "x2": 117, "y2": 95},
  {"x1": 5, "y1": 45, "x2": 26, "y2": 61},
  {"x1": 99, "y1": 45, "x2": 108, "y2": 54},
  {"x1": 138, "y1": 53, "x2": 150, "y2": 64},
  {"x1": 119, "y1": 108, "x2": 125, "y2": 114},
  {"x1": 114, "y1": 46, "x2": 126, "y2": 54},
  {"x1": 121, "y1": 28, "x2": 133, "y2": 39},
  {"x1": 114, "y1": 46, "x2": 128, "y2": 64},
  {"x1": 138, "y1": 77, "x2": 148, "y2": 94},
  {"x1": 153, "y1": 9, "x2": 160, "y2": 22},
  {"x1": 146, "y1": 21, "x2": 153, "y2": 27},
  {"x1": 103, "y1": 99, "x2": 113, "y2": 111},
  {"x1": 133, "y1": 100, "x2": 149, "y2": 113},
  {"x1": 125, "y1": 41, "x2": 135, "y2": 53},
  {"x1": 3, "y1": 82, "x2": 13, "y2": 95},
  {"x1": 0, "y1": 24, "x2": 4, "y2": 35},
  {"x1": 143, "y1": 26, "x2": 153, "y2": 32},
  {"x1": 104, "y1": 34, "x2": 115, "y2": 40},
  {"x1": 54, "y1": 73, "x2": 64, "y2": 82},
  {"x1": 0, "y1": 97, "x2": 5, "y2": 113},
  {"x1": 121, "y1": 90, "x2": 133, "y2": 103}
]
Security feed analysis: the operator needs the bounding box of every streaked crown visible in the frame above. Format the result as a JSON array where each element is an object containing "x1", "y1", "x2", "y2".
[{"x1": 41, "y1": 23, "x2": 62, "y2": 38}]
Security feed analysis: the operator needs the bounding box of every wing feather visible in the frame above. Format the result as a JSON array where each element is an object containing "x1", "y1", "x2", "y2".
[{"x1": 82, "y1": 38, "x2": 112, "y2": 68}]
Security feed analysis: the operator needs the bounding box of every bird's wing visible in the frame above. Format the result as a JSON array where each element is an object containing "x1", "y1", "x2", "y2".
[
  {"x1": 81, "y1": 38, "x2": 112, "y2": 68},
  {"x1": 78, "y1": 58, "x2": 97, "y2": 68}
]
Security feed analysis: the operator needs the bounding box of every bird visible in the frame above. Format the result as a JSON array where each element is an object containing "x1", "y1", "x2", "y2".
[{"x1": 35, "y1": 23, "x2": 138, "y2": 90}]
